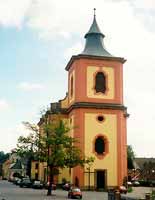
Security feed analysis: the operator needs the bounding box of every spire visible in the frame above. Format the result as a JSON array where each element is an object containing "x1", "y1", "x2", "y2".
[{"x1": 81, "y1": 9, "x2": 112, "y2": 57}]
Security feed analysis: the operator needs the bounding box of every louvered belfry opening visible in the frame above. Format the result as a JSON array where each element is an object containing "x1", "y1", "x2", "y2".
[{"x1": 95, "y1": 72, "x2": 106, "y2": 93}]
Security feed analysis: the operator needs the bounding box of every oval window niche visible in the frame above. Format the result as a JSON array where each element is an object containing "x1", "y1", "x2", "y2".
[{"x1": 93, "y1": 135, "x2": 108, "y2": 159}]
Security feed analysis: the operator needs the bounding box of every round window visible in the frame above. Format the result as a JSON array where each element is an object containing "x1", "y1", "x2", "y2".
[{"x1": 97, "y1": 115, "x2": 104, "y2": 122}]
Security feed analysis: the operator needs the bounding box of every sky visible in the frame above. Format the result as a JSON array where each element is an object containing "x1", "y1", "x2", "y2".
[{"x1": 0, "y1": 0, "x2": 155, "y2": 157}]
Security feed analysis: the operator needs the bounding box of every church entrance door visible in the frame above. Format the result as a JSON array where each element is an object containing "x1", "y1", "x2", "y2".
[{"x1": 96, "y1": 170, "x2": 106, "y2": 190}]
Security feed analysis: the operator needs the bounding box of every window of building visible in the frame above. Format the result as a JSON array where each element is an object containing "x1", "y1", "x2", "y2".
[
  {"x1": 95, "y1": 136, "x2": 105, "y2": 154},
  {"x1": 97, "y1": 115, "x2": 104, "y2": 122},
  {"x1": 70, "y1": 118, "x2": 72, "y2": 124},
  {"x1": 70, "y1": 76, "x2": 73, "y2": 97},
  {"x1": 95, "y1": 72, "x2": 106, "y2": 93},
  {"x1": 35, "y1": 173, "x2": 38, "y2": 180},
  {"x1": 35, "y1": 163, "x2": 39, "y2": 169}
]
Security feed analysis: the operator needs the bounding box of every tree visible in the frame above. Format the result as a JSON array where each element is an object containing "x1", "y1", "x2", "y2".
[
  {"x1": 127, "y1": 145, "x2": 135, "y2": 169},
  {"x1": 0, "y1": 151, "x2": 9, "y2": 163},
  {"x1": 15, "y1": 122, "x2": 40, "y2": 178},
  {"x1": 43, "y1": 119, "x2": 94, "y2": 195},
  {"x1": 16, "y1": 119, "x2": 94, "y2": 196},
  {"x1": 0, "y1": 151, "x2": 9, "y2": 176}
]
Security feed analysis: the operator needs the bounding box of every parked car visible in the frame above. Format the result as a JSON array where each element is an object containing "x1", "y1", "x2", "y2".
[
  {"x1": 19, "y1": 178, "x2": 32, "y2": 188},
  {"x1": 132, "y1": 181, "x2": 140, "y2": 186},
  {"x1": 118, "y1": 186, "x2": 127, "y2": 194},
  {"x1": 13, "y1": 177, "x2": 21, "y2": 185},
  {"x1": 68, "y1": 187, "x2": 82, "y2": 199},
  {"x1": 32, "y1": 180, "x2": 43, "y2": 189},
  {"x1": 62, "y1": 183, "x2": 72, "y2": 191},
  {"x1": 16, "y1": 179, "x2": 22, "y2": 186},
  {"x1": 14, "y1": 178, "x2": 21, "y2": 185},
  {"x1": 127, "y1": 181, "x2": 132, "y2": 187},
  {"x1": 151, "y1": 180, "x2": 155, "y2": 186}
]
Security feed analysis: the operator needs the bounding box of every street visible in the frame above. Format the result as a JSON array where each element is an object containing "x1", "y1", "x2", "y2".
[
  {"x1": 0, "y1": 180, "x2": 108, "y2": 200},
  {"x1": 0, "y1": 180, "x2": 153, "y2": 200}
]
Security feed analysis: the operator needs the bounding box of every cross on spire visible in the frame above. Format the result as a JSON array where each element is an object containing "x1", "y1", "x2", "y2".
[{"x1": 94, "y1": 8, "x2": 96, "y2": 17}]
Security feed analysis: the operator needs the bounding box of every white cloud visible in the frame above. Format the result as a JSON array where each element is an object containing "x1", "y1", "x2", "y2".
[
  {"x1": 128, "y1": 0, "x2": 155, "y2": 32},
  {"x1": 0, "y1": 0, "x2": 154, "y2": 37},
  {"x1": 0, "y1": 0, "x2": 155, "y2": 156},
  {"x1": 0, "y1": 0, "x2": 32, "y2": 28},
  {"x1": 132, "y1": 0, "x2": 155, "y2": 10},
  {"x1": 0, "y1": 123, "x2": 30, "y2": 152},
  {"x1": 18, "y1": 82, "x2": 44, "y2": 91},
  {"x1": 0, "y1": 99, "x2": 10, "y2": 110},
  {"x1": 64, "y1": 42, "x2": 83, "y2": 59}
]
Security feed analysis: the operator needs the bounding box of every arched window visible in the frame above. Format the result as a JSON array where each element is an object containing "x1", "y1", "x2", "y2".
[
  {"x1": 70, "y1": 76, "x2": 73, "y2": 97},
  {"x1": 95, "y1": 72, "x2": 106, "y2": 93},
  {"x1": 95, "y1": 136, "x2": 105, "y2": 154}
]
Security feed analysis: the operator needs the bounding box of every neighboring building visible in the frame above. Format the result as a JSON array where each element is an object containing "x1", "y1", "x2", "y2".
[
  {"x1": 134, "y1": 158, "x2": 155, "y2": 170},
  {"x1": 0, "y1": 163, "x2": 2, "y2": 180},
  {"x1": 9, "y1": 159, "x2": 25, "y2": 180},
  {"x1": 128, "y1": 158, "x2": 155, "y2": 181},
  {"x1": 6, "y1": 152, "x2": 26, "y2": 181},
  {"x1": 31, "y1": 160, "x2": 47, "y2": 182},
  {"x1": 38, "y1": 13, "x2": 128, "y2": 190},
  {"x1": 2, "y1": 159, "x2": 10, "y2": 179}
]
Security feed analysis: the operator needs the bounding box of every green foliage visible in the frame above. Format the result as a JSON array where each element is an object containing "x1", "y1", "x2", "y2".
[
  {"x1": 128, "y1": 187, "x2": 133, "y2": 193},
  {"x1": 16, "y1": 119, "x2": 95, "y2": 170},
  {"x1": 16, "y1": 117, "x2": 95, "y2": 196},
  {"x1": 41, "y1": 119, "x2": 94, "y2": 169},
  {"x1": 0, "y1": 151, "x2": 9, "y2": 163},
  {"x1": 127, "y1": 145, "x2": 135, "y2": 169},
  {"x1": 15, "y1": 122, "x2": 41, "y2": 160}
]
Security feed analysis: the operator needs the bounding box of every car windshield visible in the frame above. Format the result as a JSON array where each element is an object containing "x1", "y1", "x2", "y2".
[
  {"x1": 23, "y1": 178, "x2": 30, "y2": 181},
  {"x1": 34, "y1": 181, "x2": 40, "y2": 184},
  {"x1": 72, "y1": 188, "x2": 81, "y2": 192}
]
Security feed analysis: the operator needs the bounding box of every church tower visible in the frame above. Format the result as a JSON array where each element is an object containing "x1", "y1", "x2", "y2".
[{"x1": 65, "y1": 11, "x2": 128, "y2": 189}]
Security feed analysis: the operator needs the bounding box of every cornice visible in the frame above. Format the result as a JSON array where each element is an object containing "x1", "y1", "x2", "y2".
[
  {"x1": 66, "y1": 102, "x2": 127, "y2": 113},
  {"x1": 65, "y1": 54, "x2": 126, "y2": 71}
]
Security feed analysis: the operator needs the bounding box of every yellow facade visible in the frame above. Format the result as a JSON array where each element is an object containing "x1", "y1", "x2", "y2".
[
  {"x1": 60, "y1": 95, "x2": 69, "y2": 109},
  {"x1": 87, "y1": 66, "x2": 114, "y2": 99},
  {"x1": 58, "y1": 168, "x2": 71, "y2": 183},
  {"x1": 84, "y1": 113, "x2": 117, "y2": 186},
  {"x1": 2, "y1": 160, "x2": 10, "y2": 179}
]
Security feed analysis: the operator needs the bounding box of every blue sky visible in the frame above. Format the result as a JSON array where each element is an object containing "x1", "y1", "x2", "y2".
[{"x1": 0, "y1": 0, "x2": 155, "y2": 157}]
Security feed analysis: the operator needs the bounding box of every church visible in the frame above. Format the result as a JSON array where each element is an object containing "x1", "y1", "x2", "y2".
[{"x1": 34, "y1": 12, "x2": 128, "y2": 190}]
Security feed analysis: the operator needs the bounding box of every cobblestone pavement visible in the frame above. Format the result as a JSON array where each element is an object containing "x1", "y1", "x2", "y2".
[
  {"x1": 0, "y1": 180, "x2": 108, "y2": 200},
  {"x1": 0, "y1": 180, "x2": 154, "y2": 200},
  {"x1": 122, "y1": 186, "x2": 153, "y2": 199}
]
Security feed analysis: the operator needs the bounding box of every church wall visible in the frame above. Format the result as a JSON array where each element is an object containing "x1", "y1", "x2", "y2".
[
  {"x1": 68, "y1": 58, "x2": 123, "y2": 105},
  {"x1": 70, "y1": 108, "x2": 127, "y2": 188},
  {"x1": 84, "y1": 112, "x2": 117, "y2": 187}
]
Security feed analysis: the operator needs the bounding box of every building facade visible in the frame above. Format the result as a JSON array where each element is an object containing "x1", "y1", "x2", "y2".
[{"x1": 38, "y1": 13, "x2": 128, "y2": 190}]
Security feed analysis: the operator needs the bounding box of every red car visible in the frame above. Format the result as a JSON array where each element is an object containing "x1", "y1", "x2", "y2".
[
  {"x1": 68, "y1": 187, "x2": 82, "y2": 199},
  {"x1": 119, "y1": 186, "x2": 127, "y2": 194},
  {"x1": 62, "y1": 183, "x2": 72, "y2": 191}
]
